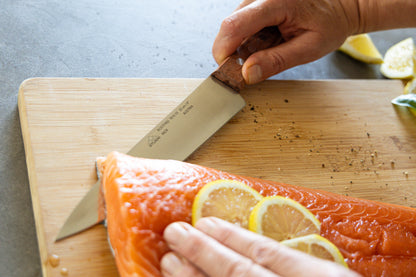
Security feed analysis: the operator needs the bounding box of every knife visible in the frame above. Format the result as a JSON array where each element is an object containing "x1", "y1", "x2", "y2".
[{"x1": 56, "y1": 26, "x2": 283, "y2": 241}]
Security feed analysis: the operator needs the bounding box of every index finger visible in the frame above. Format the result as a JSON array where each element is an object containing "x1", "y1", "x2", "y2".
[
  {"x1": 163, "y1": 222, "x2": 277, "y2": 277},
  {"x1": 195, "y1": 217, "x2": 360, "y2": 277},
  {"x1": 212, "y1": 0, "x2": 285, "y2": 64}
]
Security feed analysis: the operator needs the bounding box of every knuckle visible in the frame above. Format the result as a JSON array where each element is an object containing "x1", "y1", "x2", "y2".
[
  {"x1": 247, "y1": 239, "x2": 284, "y2": 266},
  {"x1": 248, "y1": 240, "x2": 272, "y2": 261},
  {"x1": 268, "y1": 50, "x2": 287, "y2": 74},
  {"x1": 220, "y1": 15, "x2": 242, "y2": 37},
  {"x1": 182, "y1": 232, "x2": 205, "y2": 257},
  {"x1": 213, "y1": 223, "x2": 235, "y2": 243},
  {"x1": 225, "y1": 259, "x2": 254, "y2": 277}
]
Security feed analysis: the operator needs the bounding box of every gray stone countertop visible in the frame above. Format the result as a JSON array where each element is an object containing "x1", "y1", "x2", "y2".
[{"x1": 1, "y1": 1, "x2": 415, "y2": 276}]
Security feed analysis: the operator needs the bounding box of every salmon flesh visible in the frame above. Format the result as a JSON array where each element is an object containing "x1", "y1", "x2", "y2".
[{"x1": 98, "y1": 151, "x2": 416, "y2": 277}]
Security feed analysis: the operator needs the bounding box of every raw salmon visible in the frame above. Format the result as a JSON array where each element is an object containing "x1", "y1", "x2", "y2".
[{"x1": 99, "y1": 151, "x2": 416, "y2": 277}]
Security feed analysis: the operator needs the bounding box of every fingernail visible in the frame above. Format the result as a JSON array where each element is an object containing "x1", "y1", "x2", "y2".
[
  {"x1": 245, "y1": 64, "x2": 262, "y2": 84},
  {"x1": 161, "y1": 253, "x2": 183, "y2": 276},
  {"x1": 164, "y1": 222, "x2": 190, "y2": 246}
]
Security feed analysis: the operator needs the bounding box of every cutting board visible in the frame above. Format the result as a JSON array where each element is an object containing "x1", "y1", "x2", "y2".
[{"x1": 18, "y1": 78, "x2": 416, "y2": 276}]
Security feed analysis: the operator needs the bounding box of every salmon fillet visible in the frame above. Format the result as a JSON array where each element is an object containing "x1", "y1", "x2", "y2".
[{"x1": 99, "y1": 151, "x2": 416, "y2": 277}]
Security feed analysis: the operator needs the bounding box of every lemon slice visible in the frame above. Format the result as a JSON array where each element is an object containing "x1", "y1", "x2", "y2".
[
  {"x1": 192, "y1": 179, "x2": 263, "y2": 228},
  {"x1": 338, "y1": 34, "x2": 383, "y2": 64},
  {"x1": 281, "y1": 234, "x2": 348, "y2": 267},
  {"x1": 248, "y1": 196, "x2": 321, "y2": 241},
  {"x1": 380, "y1": 37, "x2": 416, "y2": 79}
]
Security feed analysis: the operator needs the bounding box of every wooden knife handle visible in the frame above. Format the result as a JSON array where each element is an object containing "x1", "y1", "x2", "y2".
[{"x1": 211, "y1": 26, "x2": 283, "y2": 92}]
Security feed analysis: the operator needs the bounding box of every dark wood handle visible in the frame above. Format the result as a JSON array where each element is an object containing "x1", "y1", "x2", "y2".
[{"x1": 211, "y1": 26, "x2": 283, "y2": 92}]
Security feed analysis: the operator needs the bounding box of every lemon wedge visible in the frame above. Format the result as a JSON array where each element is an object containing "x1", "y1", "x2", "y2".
[
  {"x1": 404, "y1": 78, "x2": 416, "y2": 94},
  {"x1": 338, "y1": 34, "x2": 383, "y2": 64},
  {"x1": 380, "y1": 37, "x2": 416, "y2": 79},
  {"x1": 192, "y1": 180, "x2": 263, "y2": 228},
  {"x1": 404, "y1": 79, "x2": 416, "y2": 115},
  {"x1": 281, "y1": 234, "x2": 348, "y2": 267},
  {"x1": 248, "y1": 196, "x2": 321, "y2": 241}
]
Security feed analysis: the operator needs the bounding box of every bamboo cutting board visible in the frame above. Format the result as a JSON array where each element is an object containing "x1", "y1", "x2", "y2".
[{"x1": 18, "y1": 78, "x2": 416, "y2": 276}]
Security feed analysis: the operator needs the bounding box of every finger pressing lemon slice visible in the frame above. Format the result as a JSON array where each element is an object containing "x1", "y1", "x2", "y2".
[
  {"x1": 380, "y1": 37, "x2": 416, "y2": 79},
  {"x1": 248, "y1": 196, "x2": 321, "y2": 241},
  {"x1": 281, "y1": 234, "x2": 348, "y2": 267},
  {"x1": 192, "y1": 179, "x2": 263, "y2": 228},
  {"x1": 338, "y1": 34, "x2": 383, "y2": 64}
]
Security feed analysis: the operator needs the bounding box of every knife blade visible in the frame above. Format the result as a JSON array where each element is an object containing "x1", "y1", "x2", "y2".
[{"x1": 56, "y1": 26, "x2": 283, "y2": 241}]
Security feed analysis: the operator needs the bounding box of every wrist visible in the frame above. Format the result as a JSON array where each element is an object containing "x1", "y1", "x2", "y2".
[{"x1": 356, "y1": 0, "x2": 416, "y2": 33}]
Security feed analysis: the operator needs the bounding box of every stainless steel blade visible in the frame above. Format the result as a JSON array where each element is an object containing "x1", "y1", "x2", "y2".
[
  {"x1": 127, "y1": 77, "x2": 245, "y2": 160},
  {"x1": 56, "y1": 179, "x2": 101, "y2": 240},
  {"x1": 56, "y1": 77, "x2": 245, "y2": 241},
  {"x1": 56, "y1": 27, "x2": 282, "y2": 241}
]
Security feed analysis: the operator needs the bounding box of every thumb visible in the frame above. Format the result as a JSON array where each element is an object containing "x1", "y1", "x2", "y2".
[{"x1": 242, "y1": 32, "x2": 330, "y2": 84}]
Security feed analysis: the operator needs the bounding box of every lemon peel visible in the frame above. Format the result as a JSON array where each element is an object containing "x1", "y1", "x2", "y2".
[{"x1": 404, "y1": 78, "x2": 416, "y2": 94}]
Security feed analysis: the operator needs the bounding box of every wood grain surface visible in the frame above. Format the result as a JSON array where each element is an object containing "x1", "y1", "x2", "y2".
[{"x1": 18, "y1": 78, "x2": 416, "y2": 276}]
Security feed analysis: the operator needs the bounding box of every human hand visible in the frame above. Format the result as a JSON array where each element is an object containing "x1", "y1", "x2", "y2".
[
  {"x1": 212, "y1": 0, "x2": 361, "y2": 84},
  {"x1": 160, "y1": 217, "x2": 361, "y2": 277}
]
